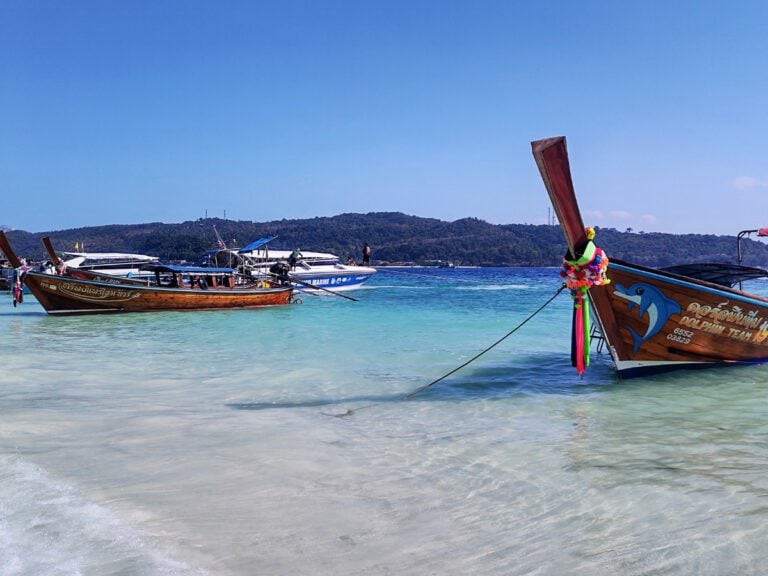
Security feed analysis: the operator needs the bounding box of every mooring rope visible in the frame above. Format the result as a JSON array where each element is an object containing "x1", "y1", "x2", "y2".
[{"x1": 331, "y1": 283, "x2": 567, "y2": 417}]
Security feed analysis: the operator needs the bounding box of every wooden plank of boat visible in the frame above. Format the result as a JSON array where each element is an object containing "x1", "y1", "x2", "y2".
[
  {"x1": 532, "y1": 136, "x2": 768, "y2": 378},
  {"x1": 1, "y1": 231, "x2": 293, "y2": 314}
]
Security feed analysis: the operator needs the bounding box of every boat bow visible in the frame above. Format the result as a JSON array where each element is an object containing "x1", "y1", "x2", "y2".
[{"x1": 532, "y1": 137, "x2": 629, "y2": 374}]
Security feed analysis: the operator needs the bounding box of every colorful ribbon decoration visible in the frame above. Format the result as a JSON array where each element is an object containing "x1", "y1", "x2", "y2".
[
  {"x1": 12, "y1": 259, "x2": 31, "y2": 308},
  {"x1": 560, "y1": 227, "x2": 610, "y2": 376}
]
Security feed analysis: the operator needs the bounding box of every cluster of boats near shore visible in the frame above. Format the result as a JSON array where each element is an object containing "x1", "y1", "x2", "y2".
[
  {"x1": 6, "y1": 136, "x2": 768, "y2": 384},
  {"x1": 0, "y1": 233, "x2": 376, "y2": 314}
]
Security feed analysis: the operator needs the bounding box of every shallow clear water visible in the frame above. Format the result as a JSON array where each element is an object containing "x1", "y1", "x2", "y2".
[{"x1": 2, "y1": 268, "x2": 768, "y2": 575}]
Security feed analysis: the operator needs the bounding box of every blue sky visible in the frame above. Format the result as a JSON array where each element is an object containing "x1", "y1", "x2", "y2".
[{"x1": 2, "y1": 1, "x2": 768, "y2": 235}]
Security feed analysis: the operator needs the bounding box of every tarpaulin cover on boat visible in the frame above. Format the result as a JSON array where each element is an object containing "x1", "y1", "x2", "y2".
[
  {"x1": 238, "y1": 236, "x2": 278, "y2": 253},
  {"x1": 659, "y1": 262, "x2": 768, "y2": 287}
]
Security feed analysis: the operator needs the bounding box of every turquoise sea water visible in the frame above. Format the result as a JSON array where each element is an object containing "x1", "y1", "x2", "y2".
[{"x1": 2, "y1": 267, "x2": 768, "y2": 575}]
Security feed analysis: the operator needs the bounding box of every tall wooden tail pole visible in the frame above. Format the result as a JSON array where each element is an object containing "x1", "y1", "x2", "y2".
[
  {"x1": 0, "y1": 231, "x2": 23, "y2": 268},
  {"x1": 0, "y1": 231, "x2": 26, "y2": 307},
  {"x1": 42, "y1": 237, "x2": 63, "y2": 266},
  {"x1": 532, "y1": 137, "x2": 626, "y2": 374}
]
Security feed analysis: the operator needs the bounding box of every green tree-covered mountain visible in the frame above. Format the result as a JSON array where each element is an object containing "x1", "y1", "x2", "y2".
[{"x1": 4, "y1": 212, "x2": 768, "y2": 268}]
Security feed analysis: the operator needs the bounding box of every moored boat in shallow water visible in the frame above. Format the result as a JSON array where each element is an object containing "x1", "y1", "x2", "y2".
[
  {"x1": 532, "y1": 136, "x2": 768, "y2": 378},
  {"x1": 202, "y1": 236, "x2": 377, "y2": 292},
  {"x1": 0, "y1": 232, "x2": 294, "y2": 315}
]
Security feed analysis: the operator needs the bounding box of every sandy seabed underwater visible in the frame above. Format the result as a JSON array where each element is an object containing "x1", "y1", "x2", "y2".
[{"x1": 2, "y1": 267, "x2": 768, "y2": 575}]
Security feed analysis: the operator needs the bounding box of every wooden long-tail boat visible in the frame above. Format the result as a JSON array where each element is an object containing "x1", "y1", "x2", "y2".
[
  {"x1": 0, "y1": 232, "x2": 293, "y2": 314},
  {"x1": 532, "y1": 136, "x2": 768, "y2": 378}
]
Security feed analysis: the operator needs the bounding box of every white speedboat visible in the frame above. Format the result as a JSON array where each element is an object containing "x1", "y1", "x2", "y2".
[
  {"x1": 61, "y1": 251, "x2": 160, "y2": 278},
  {"x1": 201, "y1": 236, "x2": 376, "y2": 292}
]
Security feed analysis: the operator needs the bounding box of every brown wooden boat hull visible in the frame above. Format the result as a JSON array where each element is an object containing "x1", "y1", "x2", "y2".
[
  {"x1": 598, "y1": 259, "x2": 768, "y2": 377},
  {"x1": 532, "y1": 136, "x2": 768, "y2": 378},
  {"x1": 23, "y1": 271, "x2": 293, "y2": 314}
]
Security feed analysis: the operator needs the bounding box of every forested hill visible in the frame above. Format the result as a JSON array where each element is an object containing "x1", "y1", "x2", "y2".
[{"x1": 4, "y1": 212, "x2": 768, "y2": 268}]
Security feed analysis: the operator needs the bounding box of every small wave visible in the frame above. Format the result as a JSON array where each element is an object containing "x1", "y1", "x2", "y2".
[
  {"x1": 358, "y1": 284, "x2": 435, "y2": 290},
  {"x1": 457, "y1": 284, "x2": 530, "y2": 291},
  {"x1": 0, "y1": 457, "x2": 212, "y2": 576}
]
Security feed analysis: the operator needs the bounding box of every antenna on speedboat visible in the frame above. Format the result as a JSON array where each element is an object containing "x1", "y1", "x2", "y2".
[{"x1": 736, "y1": 227, "x2": 768, "y2": 289}]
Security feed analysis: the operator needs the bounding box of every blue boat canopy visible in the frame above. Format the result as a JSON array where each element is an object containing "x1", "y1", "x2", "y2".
[
  {"x1": 238, "y1": 236, "x2": 278, "y2": 254},
  {"x1": 140, "y1": 264, "x2": 235, "y2": 274}
]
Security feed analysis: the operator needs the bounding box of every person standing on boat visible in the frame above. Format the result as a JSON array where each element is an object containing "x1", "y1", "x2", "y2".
[
  {"x1": 269, "y1": 260, "x2": 291, "y2": 285},
  {"x1": 288, "y1": 247, "x2": 303, "y2": 270},
  {"x1": 362, "y1": 243, "x2": 372, "y2": 266},
  {"x1": 12, "y1": 259, "x2": 30, "y2": 307}
]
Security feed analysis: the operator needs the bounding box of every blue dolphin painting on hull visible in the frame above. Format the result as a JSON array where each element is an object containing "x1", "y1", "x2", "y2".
[{"x1": 612, "y1": 282, "x2": 682, "y2": 353}]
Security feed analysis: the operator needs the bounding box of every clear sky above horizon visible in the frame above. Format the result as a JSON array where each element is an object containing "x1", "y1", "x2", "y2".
[{"x1": 3, "y1": 1, "x2": 768, "y2": 236}]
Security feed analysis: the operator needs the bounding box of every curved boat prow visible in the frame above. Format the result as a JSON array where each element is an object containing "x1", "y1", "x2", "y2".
[
  {"x1": 0, "y1": 231, "x2": 23, "y2": 268},
  {"x1": 42, "y1": 236, "x2": 63, "y2": 266},
  {"x1": 532, "y1": 136, "x2": 629, "y2": 374},
  {"x1": 531, "y1": 136, "x2": 588, "y2": 258}
]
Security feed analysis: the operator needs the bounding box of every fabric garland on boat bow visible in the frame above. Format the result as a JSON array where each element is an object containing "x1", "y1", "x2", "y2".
[
  {"x1": 560, "y1": 227, "x2": 610, "y2": 376},
  {"x1": 12, "y1": 259, "x2": 31, "y2": 308}
]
